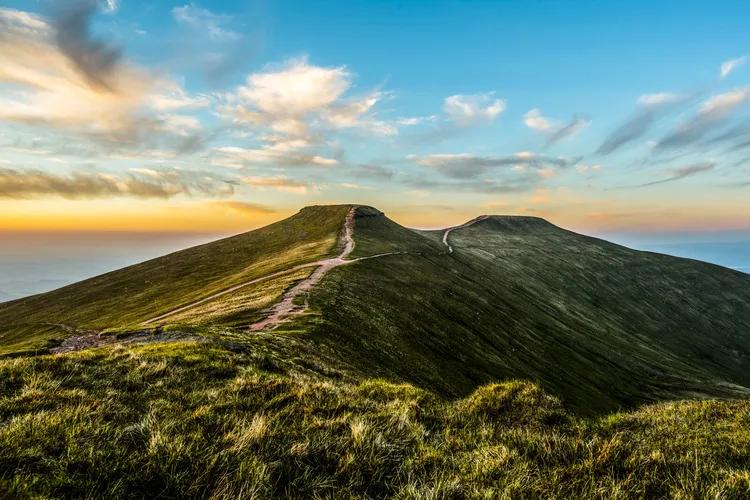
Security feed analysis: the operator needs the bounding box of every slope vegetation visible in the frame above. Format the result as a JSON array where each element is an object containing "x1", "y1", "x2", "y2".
[
  {"x1": 2, "y1": 205, "x2": 750, "y2": 415},
  {"x1": 302, "y1": 210, "x2": 750, "y2": 413},
  {"x1": 0, "y1": 205, "x2": 352, "y2": 354},
  {"x1": 2, "y1": 341, "x2": 750, "y2": 498}
]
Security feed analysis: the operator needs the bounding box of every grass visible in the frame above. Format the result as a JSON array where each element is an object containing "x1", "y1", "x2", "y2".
[
  {"x1": 1, "y1": 340, "x2": 750, "y2": 498},
  {"x1": 0, "y1": 205, "x2": 352, "y2": 354},
  {"x1": 2, "y1": 204, "x2": 750, "y2": 495},
  {"x1": 302, "y1": 210, "x2": 750, "y2": 414}
]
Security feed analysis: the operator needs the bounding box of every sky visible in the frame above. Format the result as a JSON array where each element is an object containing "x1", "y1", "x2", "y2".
[{"x1": 1, "y1": 0, "x2": 749, "y2": 236}]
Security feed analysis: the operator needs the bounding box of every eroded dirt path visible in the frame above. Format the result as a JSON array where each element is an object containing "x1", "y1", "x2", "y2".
[
  {"x1": 249, "y1": 208, "x2": 358, "y2": 331},
  {"x1": 442, "y1": 215, "x2": 489, "y2": 254},
  {"x1": 143, "y1": 207, "x2": 400, "y2": 332},
  {"x1": 144, "y1": 262, "x2": 322, "y2": 325}
]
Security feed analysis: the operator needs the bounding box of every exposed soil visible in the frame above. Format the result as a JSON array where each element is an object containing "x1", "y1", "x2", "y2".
[{"x1": 49, "y1": 329, "x2": 201, "y2": 354}]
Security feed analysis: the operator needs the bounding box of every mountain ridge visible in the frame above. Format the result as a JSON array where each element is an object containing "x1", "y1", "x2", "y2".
[{"x1": 2, "y1": 204, "x2": 750, "y2": 415}]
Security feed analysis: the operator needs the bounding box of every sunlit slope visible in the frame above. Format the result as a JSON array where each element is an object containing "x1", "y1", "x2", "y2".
[
  {"x1": 0, "y1": 205, "x2": 352, "y2": 354},
  {"x1": 305, "y1": 212, "x2": 750, "y2": 414}
]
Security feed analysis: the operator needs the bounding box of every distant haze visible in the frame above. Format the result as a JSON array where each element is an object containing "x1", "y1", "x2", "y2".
[{"x1": 0, "y1": 231, "x2": 226, "y2": 302}]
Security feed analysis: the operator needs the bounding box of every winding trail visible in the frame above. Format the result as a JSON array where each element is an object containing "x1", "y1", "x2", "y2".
[
  {"x1": 144, "y1": 207, "x2": 400, "y2": 331},
  {"x1": 143, "y1": 262, "x2": 321, "y2": 325},
  {"x1": 249, "y1": 209, "x2": 401, "y2": 331},
  {"x1": 442, "y1": 215, "x2": 489, "y2": 254}
]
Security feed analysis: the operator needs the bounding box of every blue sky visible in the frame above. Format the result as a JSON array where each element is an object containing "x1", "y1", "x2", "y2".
[{"x1": 0, "y1": 0, "x2": 749, "y2": 233}]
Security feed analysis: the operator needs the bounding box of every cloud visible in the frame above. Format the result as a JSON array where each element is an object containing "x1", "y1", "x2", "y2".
[
  {"x1": 408, "y1": 152, "x2": 580, "y2": 179},
  {"x1": 0, "y1": 167, "x2": 235, "y2": 199},
  {"x1": 350, "y1": 164, "x2": 395, "y2": 180},
  {"x1": 0, "y1": 7, "x2": 208, "y2": 151},
  {"x1": 172, "y1": 3, "x2": 240, "y2": 41},
  {"x1": 210, "y1": 201, "x2": 276, "y2": 215},
  {"x1": 397, "y1": 116, "x2": 436, "y2": 126},
  {"x1": 720, "y1": 56, "x2": 747, "y2": 80},
  {"x1": 103, "y1": 0, "x2": 119, "y2": 13},
  {"x1": 548, "y1": 116, "x2": 591, "y2": 144},
  {"x1": 442, "y1": 93, "x2": 505, "y2": 126},
  {"x1": 598, "y1": 92, "x2": 686, "y2": 154},
  {"x1": 524, "y1": 108, "x2": 590, "y2": 144},
  {"x1": 212, "y1": 144, "x2": 339, "y2": 168},
  {"x1": 657, "y1": 86, "x2": 750, "y2": 149},
  {"x1": 242, "y1": 175, "x2": 313, "y2": 194},
  {"x1": 523, "y1": 108, "x2": 554, "y2": 132},
  {"x1": 52, "y1": 0, "x2": 122, "y2": 92},
  {"x1": 218, "y1": 57, "x2": 394, "y2": 166},
  {"x1": 223, "y1": 57, "x2": 351, "y2": 136},
  {"x1": 635, "y1": 161, "x2": 716, "y2": 187},
  {"x1": 405, "y1": 152, "x2": 580, "y2": 194}
]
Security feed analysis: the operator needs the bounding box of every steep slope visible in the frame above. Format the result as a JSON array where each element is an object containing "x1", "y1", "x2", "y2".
[
  {"x1": 301, "y1": 210, "x2": 750, "y2": 414},
  {"x1": 0, "y1": 205, "x2": 352, "y2": 354}
]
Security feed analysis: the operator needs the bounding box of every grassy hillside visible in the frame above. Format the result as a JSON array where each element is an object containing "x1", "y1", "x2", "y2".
[
  {"x1": 301, "y1": 211, "x2": 750, "y2": 414},
  {"x1": 0, "y1": 205, "x2": 352, "y2": 355},
  {"x1": 2, "y1": 340, "x2": 749, "y2": 498},
  {"x1": 3, "y1": 205, "x2": 750, "y2": 413},
  {"x1": 2, "y1": 204, "x2": 750, "y2": 496}
]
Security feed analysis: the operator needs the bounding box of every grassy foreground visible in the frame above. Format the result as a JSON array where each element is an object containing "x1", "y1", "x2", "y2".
[{"x1": 2, "y1": 340, "x2": 750, "y2": 499}]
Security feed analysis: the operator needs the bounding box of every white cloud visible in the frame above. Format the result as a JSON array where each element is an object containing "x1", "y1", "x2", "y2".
[
  {"x1": 720, "y1": 56, "x2": 748, "y2": 80},
  {"x1": 523, "y1": 108, "x2": 554, "y2": 132},
  {"x1": 442, "y1": 92, "x2": 505, "y2": 126},
  {"x1": 218, "y1": 57, "x2": 396, "y2": 166},
  {"x1": 222, "y1": 58, "x2": 395, "y2": 139}
]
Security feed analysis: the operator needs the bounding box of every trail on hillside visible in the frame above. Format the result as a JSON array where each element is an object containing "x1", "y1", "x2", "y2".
[
  {"x1": 249, "y1": 208, "x2": 402, "y2": 331},
  {"x1": 143, "y1": 262, "x2": 322, "y2": 325},
  {"x1": 442, "y1": 216, "x2": 489, "y2": 254},
  {"x1": 143, "y1": 207, "x2": 399, "y2": 331}
]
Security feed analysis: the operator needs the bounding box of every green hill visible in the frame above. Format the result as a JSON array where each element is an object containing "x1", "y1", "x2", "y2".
[
  {"x1": 0, "y1": 205, "x2": 351, "y2": 354},
  {"x1": 2, "y1": 204, "x2": 750, "y2": 497},
  {"x1": 2, "y1": 204, "x2": 750, "y2": 413}
]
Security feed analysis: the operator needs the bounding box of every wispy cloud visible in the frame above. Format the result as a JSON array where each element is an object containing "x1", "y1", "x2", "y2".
[
  {"x1": 409, "y1": 152, "x2": 580, "y2": 179},
  {"x1": 657, "y1": 86, "x2": 750, "y2": 149},
  {"x1": 635, "y1": 161, "x2": 716, "y2": 187},
  {"x1": 598, "y1": 92, "x2": 687, "y2": 154},
  {"x1": 210, "y1": 200, "x2": 276, "y2": 215},
  {"x1": 211, "y1": 144, "x2": 339, "y2": 169},
  {"x1": 405, "y1": 152, "x2": 580, "y2": 193},
  {"x1": 720, "y1": 56, "x2": 747, "y2": 80},
  {"x1": 524, "y1": 108, "x2": 589, "y2": 144},
  {"x1": 172, "y1": 3, "x2": 240, "y2": 41},
  {"x1": 242, "y1": 175, "x2": 314, "y2": 194},
  {"x1": 0, "y1": 167, "x2": 235, "y2": 199},
  {"x1": 350, "y1": 164, "x2": 395, "y2": 180}
]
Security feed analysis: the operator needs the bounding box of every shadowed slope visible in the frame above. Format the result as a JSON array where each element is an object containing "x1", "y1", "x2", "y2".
[{"x1": 303, "y1": 212, "x2": 750, "y2": 414}]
